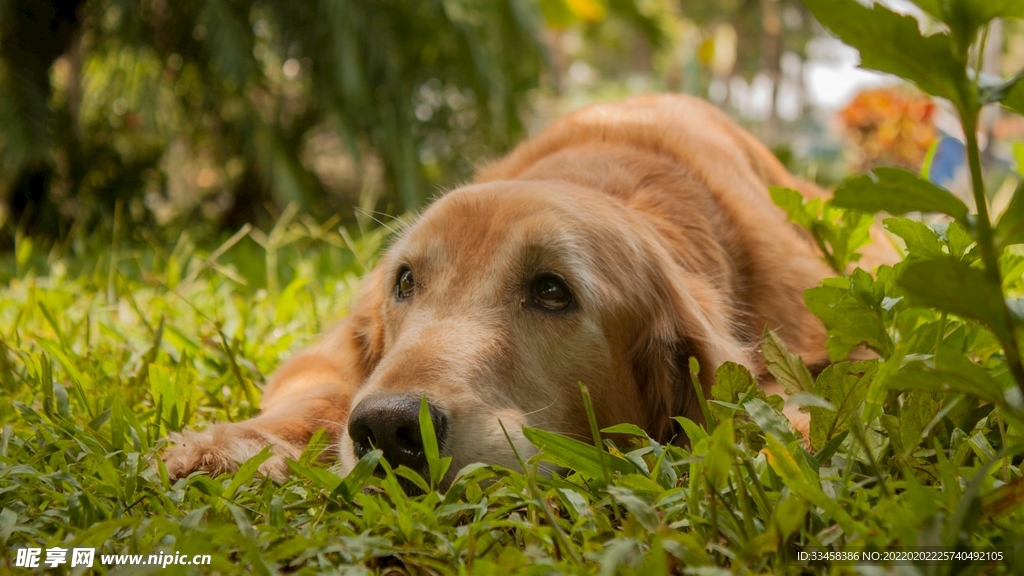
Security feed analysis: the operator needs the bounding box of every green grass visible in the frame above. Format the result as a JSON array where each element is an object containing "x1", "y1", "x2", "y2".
[
  {"x1": 7, "y1": 0, "x2": 1024, "y2": 572},
  {"x1": 3, "y1": 0, "x2": 1024, "y2": 571},
  {"x1": 0, "y1": 209, "x2": 1022, "y2": 575}
]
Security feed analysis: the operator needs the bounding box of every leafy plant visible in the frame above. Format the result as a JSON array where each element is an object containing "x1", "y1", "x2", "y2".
[
  {"x1": 803, "y1": 0, "x2": 1024, "y2": 402},
  {"x1": 769, "y1": 185, "x2": 874, "y2": 272}
]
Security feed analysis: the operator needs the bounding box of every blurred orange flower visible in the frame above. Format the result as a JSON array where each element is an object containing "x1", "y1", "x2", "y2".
[{"x1": 839, "y1": 87, "x2": 937, "y2": 172}]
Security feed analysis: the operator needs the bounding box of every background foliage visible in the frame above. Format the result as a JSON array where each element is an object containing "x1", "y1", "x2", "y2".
[
  {"x1": 0, "y1": 0, "x2": 675, "y2": 238},
  {"x1": 0, "y1": 0, "x2": 868, "y2": 241}
]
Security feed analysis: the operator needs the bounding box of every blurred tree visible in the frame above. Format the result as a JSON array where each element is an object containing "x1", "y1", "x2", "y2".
[
  {"x1": 0, "y1": 0, "x2": 669, "y2": 238},
  {"x1": 0, "y1": 0, "x2": 86, "y2": 236},
  {"x1": 0, "y1": 0, "x2": 552, "y2": 234},
  {"x1": 684, "y1": 0, "x2": 818, "y2": 141}
]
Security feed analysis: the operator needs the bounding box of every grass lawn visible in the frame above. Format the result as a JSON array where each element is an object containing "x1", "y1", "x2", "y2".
[{"x1": 0, "y1": 209, "x2": 1021, "y2": 575}]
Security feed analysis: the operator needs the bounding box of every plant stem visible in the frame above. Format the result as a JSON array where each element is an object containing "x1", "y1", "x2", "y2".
[{"x1": 961, "y1": 112, "x2": 1024, "y2": 395}]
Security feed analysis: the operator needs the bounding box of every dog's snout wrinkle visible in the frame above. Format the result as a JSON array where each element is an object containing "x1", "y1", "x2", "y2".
[{"x1": 347, "y1": 395, "x2": 448, "y2": 474}]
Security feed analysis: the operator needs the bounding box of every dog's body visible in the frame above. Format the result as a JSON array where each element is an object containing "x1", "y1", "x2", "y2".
[{"x1": 163, "y1": 95, "x2": 888, "y2": 483}]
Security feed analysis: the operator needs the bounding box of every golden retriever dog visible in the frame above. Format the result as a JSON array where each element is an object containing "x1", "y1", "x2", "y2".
[{"x1": 162, "y1": 94, "x2": 884, "y2": 484}]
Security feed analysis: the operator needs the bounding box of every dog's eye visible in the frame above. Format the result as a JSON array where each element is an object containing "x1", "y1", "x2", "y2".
[
  {"x1": 530, "y1": 275, "x2": 572, "y2": 312},
  {"x1": 395, "y1": 268, "x2": 415, "y2": 300}
]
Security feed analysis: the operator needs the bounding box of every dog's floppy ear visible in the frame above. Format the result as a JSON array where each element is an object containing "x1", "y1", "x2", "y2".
[
  {"x1": 630, "y1": 259, "x2": 751, "y2": 444},
  {"x1": 339, "y1": 265, "x2": 387, "y2": 377}
]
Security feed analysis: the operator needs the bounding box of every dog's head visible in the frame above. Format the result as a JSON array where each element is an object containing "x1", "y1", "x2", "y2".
[{"x1": 337, "y1": 180, "x2": 748, "y2": 484}]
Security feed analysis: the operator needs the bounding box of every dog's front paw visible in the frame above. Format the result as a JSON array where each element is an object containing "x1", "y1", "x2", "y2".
[{"x1": 161, "y1": 427, "x2": 292, "y2": 482}]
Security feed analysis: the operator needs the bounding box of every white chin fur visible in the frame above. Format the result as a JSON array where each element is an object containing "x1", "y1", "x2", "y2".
[{"x1": 336, "y1": 434, "x2": 359, "y2": 475}]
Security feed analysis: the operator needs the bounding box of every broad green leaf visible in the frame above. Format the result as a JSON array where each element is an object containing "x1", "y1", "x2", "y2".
[
  {"x1": 419, "y1": 395, "x2": 451, "y2": 489},
  {"x1": 1004, "y1": 78, "x2": 1024, "y2": 115},
  {"x1": 861, "y1": 347, "x2": 909, "y2": 423},
  {"x1": 557, "y1": 488, "x2": 592, "y2": 521},
  {"x1": 149, "y1": 364, "x2": 184, "y2": 429},
  {"x1": 522, "y1": 426, "x2": 635, "y2": 478},
  {"x1": 298, "y1": 428, "x2": 331, "y2": 466},
  {"x1": 333, "y1": 449, "x2": 382, "y2": 502},
  {"x1": 762, "y1": 327, "x2": 814, "y2": 395},
  {"x1": 743, "y1": 397, "x2": 799, "y2": 445},
  {"x1": 221, "y1": 446, "x2": 274, "y2": 504},
  {"x1": 287, "y1": 459, "x2": 344, "y2": 492},
  {"x1": 769, "y1": 186, "x2": 815, "y2": 229},
  {"x1": 898, "y1": 258, "x2": 1014, "y2": 342},
  {"x1": 771, "y1": 497, "x2": 808, "y2": 541},
  {"x1": 770, "y1": 186, "x2": 873, "y2": 271},
  {"x1": 712, "y1": 361, "x2": 756, "y2": 402},
  {"x1": 606, "y1": 487, "x2": 660, "y2": 531},
  {"x1": 802, "y1": 0, "x2": 968, "y2": 105},
  {"x1": 394, "y1": 465, "x2": 430, "y2": 494},
  {"x1": 53, "y1": 381, "x2": 70, "y2": 419},
  {"x1": 814, "y1": 430, "x2": 850, "y2": 465},
  {"x1": 907, "y1": 1, "x2": 942, "y2": 20},
  {"x1": 884, "y1": 217, "x2": 945, "y2": 259},
  {"x1": 785, "y1": 392, "x2": 836, "y2": 412},
  {"x1": 601, "y1": 423, "x2": 651, "y2": 437},
  {"x1": 938, "y1": 221, "x2": 975, "y2": 260},
  {"x1": 805, "y1": 271, "x2": 892, "y2": 360},
  {"x1": 881, "y1": 414, "x2": 904, "y2": 455},
  {"x1": 36, "y1": 338, "x2": 91, "y2": 390},
  {"x1": 1000, "y1": 253, "x2": 1024, "y2": 292},
  {"x1": 982, "y1": 477, "x2": 1024, "y2": 518},
  {"x1": 673, "y1": 416, "x2": 709, "y2": 445},
  {"x1": 225, "y1": 502, "x2": 275, "y2": 575},
  {"x1": 996, "y1": 181, "x2": 1024, "y2": 249},
  {"x1": 640, "y1": 539, "x2": 670, "y2": 575},
  {"x1": 911, "y1": 0, "x2": 1024, "y2": 55},
  {"x1": 957, "y1": 0, "x2": 1024, "y2": 23},
  {"x1": 703, "y1": 417, "x2": 734, "y2": 491},
  {"x1": 982, "y1": 69, "x2": 1024, "y2": 107},
  {"x1": 763, "y1": 435, "x2": 866, "y2": 535},
  {"x1": 967, "y1": 429, "x2": 997, "y2": 462},
  {"x1": 891, "y1": 354, "x2": 1009, "y2": 408},
  {"x1": 809, "y1": 361, "x2": 878, "y2": 451},
  {"x1": 899, "y1": 390, "x2": 941, "y2": 453},
  {"x1": 710, "y1": 361, "x2": 757, "y2": 421},
  {"x1": 833, "y1": 168, "x2": 969, "y2": 222},
  {"x1": 823, "y1": 209, "x2": 874, "y2": 271}
]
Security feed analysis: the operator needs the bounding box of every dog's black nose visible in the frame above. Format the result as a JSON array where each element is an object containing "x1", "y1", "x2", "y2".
[{"x1": 347, "y1": 395, "x2": 448, "y2": 473}]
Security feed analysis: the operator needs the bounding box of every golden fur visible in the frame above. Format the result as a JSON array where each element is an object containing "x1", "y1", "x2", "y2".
[{"x1": 162, "y1": 94, "x2": 893, "y2": 482}]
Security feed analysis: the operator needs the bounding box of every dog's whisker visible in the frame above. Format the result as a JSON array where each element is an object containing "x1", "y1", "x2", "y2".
[
  {"x1": 520, "y1": 399, "x2": 559, "y2": 418},
  {"x1": 364, "y1": 209, "x2": 406, "y2": 225},
  {"x1": 353, "y1": 207, "x2": 399, "y2": 234},
  {"x1": 523, "y1": 424, "x2": 591, "y2": 442}
]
